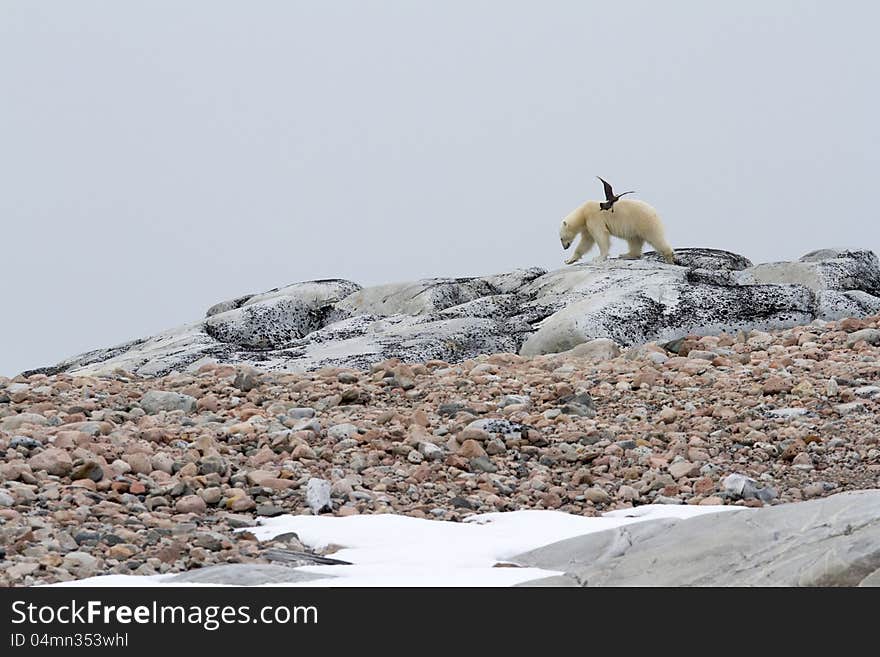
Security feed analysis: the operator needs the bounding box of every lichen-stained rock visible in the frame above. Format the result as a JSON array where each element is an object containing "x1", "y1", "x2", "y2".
[
  {"x1": 205, "y1": 279, "x2": 360, "y2": 318},
  {"x1": 26, "y1": 248, "x2": 880, "y2": 377},
  {"x1": 816, "y1": 290, "x2": 880, "y2": 320},
  {"x1": 205, "y1": 295, "x2": 348, "y2": 349},
  {"x1": 205, "y1": 279, "x2": 361, "y2": 348},
  {"x1": 642, "y1": 248, "x2": 753, "y2": 271},
  {"x1": 336, "y1": 268, "x2": 545, "y2": 316},
  {"x1": 520, "y1": 271, "x2": 815, "y2": 355},
  {"x1": 235, "y1": 279, "x2": 361, "y2": 311},
  {"x1": 285, "y1": 314, "x2": 525, "y2": 373},
  {"x1": 734, "y1": 249, "x2": 880, "y2": 294}
]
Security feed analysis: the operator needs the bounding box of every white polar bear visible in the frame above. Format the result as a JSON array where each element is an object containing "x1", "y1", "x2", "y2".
[{"x1": 559, "y1": 198, "x2": 675, "y2": 265}]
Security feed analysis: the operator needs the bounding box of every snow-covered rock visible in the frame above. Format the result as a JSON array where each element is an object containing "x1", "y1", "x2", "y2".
[{"x1": 27, "y1": 248, "x2": 880, "y2": 377}]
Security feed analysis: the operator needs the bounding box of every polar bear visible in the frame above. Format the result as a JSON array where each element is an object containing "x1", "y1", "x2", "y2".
[{"x1": 559, "y1": 198, "x2": 675, "y2": 265}]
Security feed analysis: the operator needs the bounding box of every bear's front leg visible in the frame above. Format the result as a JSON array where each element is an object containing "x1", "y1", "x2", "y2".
[
  {"x1": 587, "y1": 225, "x2": 611, "y2": 264},
  {"x1": 564, "y1": 233, "x2": 594, "y2": 265}
]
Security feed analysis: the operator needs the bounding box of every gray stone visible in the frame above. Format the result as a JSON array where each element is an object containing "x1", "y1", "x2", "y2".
[
  {"x1": 687, "y1": 349, "x2": 717, "y2": 361},
  {"x1": 854, "y1": 386, "x2": 880, "y2": 398},
  {"x1": 70, "y1": 461, "x2": 104, "y2": 482},
  {"x1": 416, "y1": 442, "x2": 442, "y2": 461},
  {"x1": 285, "y1": 417, "x2": 319, "y2": 434},
  {"x1": 559, "y1": 392, "x2": 596, "y2": 418},
  {"x1": 722, "y1": 472, "x2": 776, "y2": 501},
  {"x1": 198, "y1": 455, "x2": 228, "y2": 476},
  {"x1": 63, "y1": 421, "x2": 107, "y2": 437},
  {"x1": 859, "y1": 569, "x2": 880, "y2": 587},
  {"x1": 847, "y1": 328, "x2": 880, "y2": 347},
  {"x1": 498, "y1": 394, "x2": 531, "y2": 408},
  {"x1": 63, "y1": 551, "x2": 100, "y2": 577},
  {"x1": 139, "y1": 390, "x2": 197, "y2": 414},
  {"x1": 469, "y1": 456, "x2": 498, "y2": 473},
  {"x1": 166, "y1": 564, "x2": 331, "y2": 585},
  {"x1": 306, "y1": 477, "x2": 333, "y2": 515},
  {"x1": 224, "y1": 514, "x2": 257, "y2": 528},
  {"x1": 516, "y1": 574, "x2": 580, "y2": 587},
  {"x1": 1, "y1": 413, "x2": 48, "y2": 431},
  {"x1": 28, "y1": 448, "x2": 72, "y2": 476},
  {"x1": 9, "y1": 436, "x2": 41, "y2": 450},
  {"x1": 256, "y1": 504, "x2": 286, "y2": 517},
  {"x1": 465, "y1": 418, "x2": 529, "y2": 437},
  {"x1": 835, "y1": 402, "x2": 865, "y2": 415},
  {"x1": 652, "y1": 495, "x2": 683, "y2": 505},
  {"x1": 563, "y1": 338, "x2": 621, "y2": 361},
  {"x1": 668, "y1": 461, "x2": 699, "y2": 479},
  {"x1": 233, "y1": 370, "x2": 260, "y2": 392},
  {"x1": 513, "y1": 491, "x2": 880, "y2": 586},
  {"x1": 584, "y1": 487, "x2": 611, "y2": 504},
  {"x1": 767, "y1": 407, "x2": 810, "y2": 419},
  {"x1": 328, "y1": 423, "x2": 359, "y2": 441}
]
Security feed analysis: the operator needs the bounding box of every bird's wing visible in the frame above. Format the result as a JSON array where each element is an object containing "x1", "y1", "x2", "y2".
[
  {"x1": 597, "y1": 176, "x2": 614, "y2": 201},
  {"x1": 618, "y1": 190, "x2": 635, "y2": 198}
]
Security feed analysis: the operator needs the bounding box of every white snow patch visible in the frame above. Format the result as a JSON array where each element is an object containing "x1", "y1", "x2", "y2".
[{"x1": 51, "y1": 505, "x2": 740, "y2": 587}]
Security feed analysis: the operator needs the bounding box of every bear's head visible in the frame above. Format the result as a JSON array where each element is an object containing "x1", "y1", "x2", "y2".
[{"x1": 559, "y1": 208, "x2": 582, "y2": 249}]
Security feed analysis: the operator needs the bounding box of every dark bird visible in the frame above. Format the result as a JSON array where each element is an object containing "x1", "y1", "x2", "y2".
[{"x1": 597, "y1": 176, "x2": 635, "y2": 212}]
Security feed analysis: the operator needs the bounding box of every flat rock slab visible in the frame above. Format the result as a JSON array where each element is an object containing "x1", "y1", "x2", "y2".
[
  {"x1": 165, "y1": 564, "x2": 331, "y2": 585},
  {"x1": 514, "y1": 491, "x2": 880, "y2": 586}
]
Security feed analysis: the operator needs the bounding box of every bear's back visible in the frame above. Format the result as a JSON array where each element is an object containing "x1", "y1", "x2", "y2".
[{"x1": 610, "y1": 198, "x2": 658, "y2": 218}]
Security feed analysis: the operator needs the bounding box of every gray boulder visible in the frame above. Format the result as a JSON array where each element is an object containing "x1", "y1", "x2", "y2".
[
  {"x1": 206, "y1": 296, "x2": 344, "y2": 349},
  {"x1": 139, "y1": 390, "x2": 197, "y2": 414},
  {"x1": 519, "y1": 257, "x2": 816, "y2": 355},
  {"x1": 514, "y1": 490, "x2": 880, "y2": 586},
  {"x1": 336, "y1": 268, "x2": 544, "y2": 316},
  {"x1": 206, "y1": 279, "x2": 361, "y2": 317},
  {"x1": 166, "y1": 563, "x2": 331, "y2": 585},
  {"x1": 205, "y1": 279, "x2": 361, "y2": 349},
  {"x1": 306, "y1": 477, "x2": 333, "y2": 515},
  {"x1": 735, "y1": 249, "x2": 880, "y2": 294},
  {"x1": 816, "y1": 290, "x2": 880, "y2": 320}
]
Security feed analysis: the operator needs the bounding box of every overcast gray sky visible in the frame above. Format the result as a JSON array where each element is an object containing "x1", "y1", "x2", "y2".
[{"x1": 2, "y1": 1, "x2": 878, "y2": 376}]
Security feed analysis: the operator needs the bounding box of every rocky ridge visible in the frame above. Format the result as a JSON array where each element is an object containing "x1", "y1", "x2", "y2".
[{"x1": 27, "y1": 248, "x2": 880, "y2": 378}]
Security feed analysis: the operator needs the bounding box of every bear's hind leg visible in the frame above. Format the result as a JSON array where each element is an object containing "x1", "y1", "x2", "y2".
[{"x1": 620, "y1": 237, "x2": 644, "y2": 260}]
